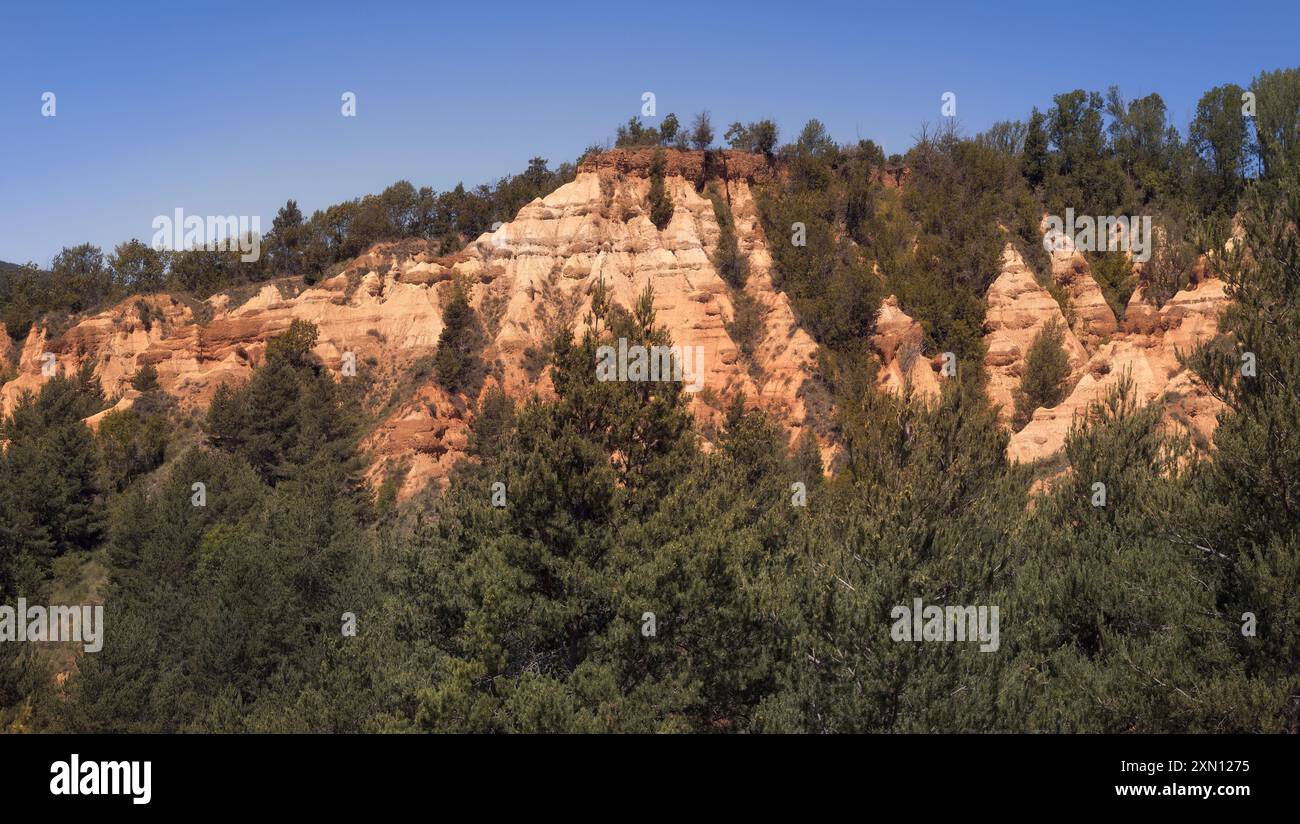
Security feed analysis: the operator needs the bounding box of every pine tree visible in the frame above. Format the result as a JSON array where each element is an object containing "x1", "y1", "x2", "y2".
[
  {"x1": 1013, "y1": 319, "x2": 1071, "y2": 430},
  {"x1": 1022, "y1": 108, "x2": 1049, "y2": 189},
  {"x1": 433, "y1": 285, "x2": 481, "y2": 393},
  {"x1": 1003, "y1": 379, "x2": 1279, "y2": 731},
  {"x1": 757, "y1": 377, "x2": 1022, "y2": 732},
  {"x1": 97, "y1": 410, "x2": 166, "y2": 492},
  {"x1": 792, "y1": 427, "x2": 823, "y2": 485},
  {"x1": 399, "y1": 289, "x2": 712, "y2": 730},
  {"x1": 467, "y1": 385, "x2": 515, "y2": 461},
  {"x1": 1187, "y1": 165, "x2": 1300, "y2": 731},
  {"x1": 131, "y1": 362, "x2": 161, "y2": 392},
  {"x1": 0, "y1": 367, "x2": 108, "y2": 565},
  {"x1": 648, "y1": 150, "x2": 674, "y2": 231}
]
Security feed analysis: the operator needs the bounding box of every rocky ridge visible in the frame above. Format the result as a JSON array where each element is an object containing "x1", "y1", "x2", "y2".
[
  {"x1": 1, "y1": 151, "x2": 1233, "y2": 489},
  {"x1": 2, "y1": 151, "x2": 824, "y2": 496}
]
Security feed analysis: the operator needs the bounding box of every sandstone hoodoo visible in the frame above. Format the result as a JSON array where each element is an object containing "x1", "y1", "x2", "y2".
[
  {"x1": 1007, "y1": 271, "x2": 1228, "y2": 464},
  {"x1": 870, "y1": 294, "x2": 942, "y2": 400},
  {"x1": 862, "y1": 235, "x2": 1229, "y2": 465},
  {"x1": 982, "y1": 243, "x2": 1091, "y2": 426}
]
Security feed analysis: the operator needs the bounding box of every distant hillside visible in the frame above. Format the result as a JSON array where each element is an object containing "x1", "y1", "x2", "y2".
[{"x1": 0, "y1": 260, "x2": 51, "y2": 282}]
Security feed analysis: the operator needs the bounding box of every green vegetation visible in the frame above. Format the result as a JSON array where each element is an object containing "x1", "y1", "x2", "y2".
[
  {"x1": 3, "y1": 68, "x2": 1299, "y2": 733},
  {"x1": 647, "y1": 150, "x2": 674, "y2": 230},
  {"x1": 205, "y1": 319, "x2": 363, "y2": 485},
  {"x1": 754, "y1": 133, "x2": 884, "y2": 367},
  {"x1": 1141, "y1": 221, "x2": 1197, "y2": 308},
  {"x1": 432, "y1": 285, "x2": 484, "y2": 394},
  {"x1": 724, "y1": 119, "x2": 779, "y2": 156},
  {"x1": 1013, "y1": 319, "x2": 1071, "y2": 430},
  {"x1": 97, "y1": 409, "x2": 167, "y2": 493},
  {"x1": 705, "y1": 184, "x2": 746, "y2": 288},
  {"x1": 690, "y1": 111, "x2": 714, "y2": 150},
  {"x1": 1089, "y1": 251, "x2": 1139, "y2": 320},
  {"x1": 726, "y1": 291, "x2": 764, "y2": 361},
  {"x1": 130, "y1": 362, "x2": 161, "y2": 393},
  {"x1": 896, "y1": 127, "x2": 1042, "y2": 362},
  {"x1": 614, "y1": 111, "x2": 692, "y2": 150},
  {"x1": 1, "y1": 158, "x2": 577, "y2": 340},
  {"x1": 0, "y1": 363, "x2": 106, "y2": 575}
]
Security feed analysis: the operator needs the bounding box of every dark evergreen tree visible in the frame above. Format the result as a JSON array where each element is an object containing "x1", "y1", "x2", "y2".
[
  {"x1": 1013, "y1": 319, "x2": 1071, "y2": 430},
  {"x1": 433, "y1": 285, "x2": 482, "y2": 394},
  {"x1": 648, "y1": 150, "x2": 674, "y2": 231}
]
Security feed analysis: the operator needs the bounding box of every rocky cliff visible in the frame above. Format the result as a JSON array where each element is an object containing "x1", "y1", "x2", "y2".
[
  {"x1": 1, "y1": 150, "x2": 824, "y2": 497},
  {"x1": 1, "y1": 151, "x2": 1233, "y2": 488},
  {"x1": 868, "y1": 230, "x2": 1229, "y2": 464}
]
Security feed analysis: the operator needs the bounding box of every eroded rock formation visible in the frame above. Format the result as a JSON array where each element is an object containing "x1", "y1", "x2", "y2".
[
  {"x1": 1, "y1": 151, "x2": 1235, "y2": 485},
  {"x1": 1, "y1": 152, "x2": 825, "y2": 496},
  {"x1": 868, "y1": 238, "x2": 1229, "y2": 465}
]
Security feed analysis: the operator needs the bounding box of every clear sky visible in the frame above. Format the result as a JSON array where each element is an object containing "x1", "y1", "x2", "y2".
[{"x1": 2, "y1": 0, "x2": 1296, "y2": 266}]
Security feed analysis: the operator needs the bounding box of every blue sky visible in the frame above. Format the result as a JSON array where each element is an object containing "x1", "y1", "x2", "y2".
[{"x1": 2, "y1": 0, "x2": 1296, "y2": 266}]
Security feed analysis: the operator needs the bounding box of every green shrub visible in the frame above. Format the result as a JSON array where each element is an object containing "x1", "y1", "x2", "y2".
[
  {"x1": 1088, "y1": 252, "x2": 1138, "y2": 320},
  {"x1": 434, "y1": 286, "x2": 483, "y2": 393},
  {"x1": 130, "y1": 363, "x2": 160, "y2": 392},
  {"x1": 1013, "y1": 319, "x2": 1071, "y2": 429},
  {"x1": 706, "y1": 185, "x2": 747, "y2": 288},
  {"x1": 648, "y1": 150, "x2": 674, "y2": 230},
  {"x1": 726, "y1": 291, "x2": 765, "y2": 358}
]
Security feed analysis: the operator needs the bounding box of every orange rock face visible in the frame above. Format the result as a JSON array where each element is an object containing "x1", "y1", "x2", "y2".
[
  {"x1": 983, "y1": 244, "x2": 1090, "y2": 423},
  {"x1": 1, "y1": 156, "x2": 826, "y2": 497},
  {"x1": 1006, "y1": 273, "x2": 1228, "y2": 464},
  {"x1": 383, "y1": 165, "x2": 828, "y2": 492},
  {"x1": 871, "y1": 295, "x2": 942, "y2": 400},
  {"x1": 868, "y1": 238, "x2": 1230, "y2": 466},
  {"x1": 0, "y1": 154, "x2": 1234, "y2": 484}
]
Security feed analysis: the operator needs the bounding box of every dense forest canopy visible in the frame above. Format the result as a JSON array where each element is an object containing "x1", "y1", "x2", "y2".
[{"x1": 2, "y1": 67, "x2": 1298, "y2": 732}]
